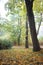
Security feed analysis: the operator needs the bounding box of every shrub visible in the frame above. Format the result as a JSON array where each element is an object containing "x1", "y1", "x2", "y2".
[{"x1": 0, "y1": 39, "x2": 13, "y2": 49}]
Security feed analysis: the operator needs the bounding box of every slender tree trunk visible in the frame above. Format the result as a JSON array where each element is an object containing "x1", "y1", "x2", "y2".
[
  {"x1": 37, "y1": 13, "x2": 42, "y2": 35},
  {"x1": 25, "y1": 15, "x2": 29, "y2": 48},
  {"x1": 18, "y1": 29, "x2": 21, "y2": 45},
  {"x1": 37, "y1": 21, "x2": 41, "y2": 35},
  {"x1": 25, "y1": 0, "x2": 40, "y2": 51},
  {"x1": 18, "y1": 17, "x2": 21, "y2": 46}
]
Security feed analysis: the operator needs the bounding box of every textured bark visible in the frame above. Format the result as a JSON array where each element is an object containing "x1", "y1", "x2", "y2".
[{"x1": 25, "y1": 0, "x2": 40, "y2": 51}]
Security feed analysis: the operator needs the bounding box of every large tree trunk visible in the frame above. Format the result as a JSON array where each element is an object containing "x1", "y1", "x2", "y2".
[
  {"x1": 25, "y1": 15, "x2": 29, "y2": 48},
  {"x1": 25, "y1": 0, "x2": 40, "y2": 51}
]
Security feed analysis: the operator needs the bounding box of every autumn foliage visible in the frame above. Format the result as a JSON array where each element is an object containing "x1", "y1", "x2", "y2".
[{"x1": 0, "y1": 48, "x2": 43, "y2": 65}]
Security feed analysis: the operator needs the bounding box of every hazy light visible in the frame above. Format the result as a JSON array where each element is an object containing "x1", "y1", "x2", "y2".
[
  {"x1": 0, "y1": 32, "x2": 11, "y2": 40},
  {"x1": 0, "y1": 0, "x2": 8, "y2": 18}
]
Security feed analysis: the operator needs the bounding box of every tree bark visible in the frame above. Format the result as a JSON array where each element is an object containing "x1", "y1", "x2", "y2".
[{"x1": 25, "y1": 0, "x2": 40, "y2": 51}]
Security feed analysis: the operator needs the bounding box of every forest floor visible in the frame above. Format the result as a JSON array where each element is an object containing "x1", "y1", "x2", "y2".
[{"x1": 0, "y1": 47, "x2": 43, "y2": 65}]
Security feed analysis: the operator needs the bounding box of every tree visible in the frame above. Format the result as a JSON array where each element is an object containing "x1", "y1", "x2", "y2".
[
  {"x1": 5, "y1": 0, "x2": 29, "y2": 47},
  {"x1": 17, "y1": 16, "x2": 21, "y2": 45},
  {"x1": 33, "y1": 0, "x2": 43, "y2": 35},
  {"x1": 25, "y1": 14, "x2": 28, "y2": 48},
  {"x1": 37, "y1": 13, "x2": 42, "y2": 35},
  {"x1": 33, "y1": 0, "x2": 43, "y2": 13},
  {"x1": 25, "y1": 0, "x2": 41, "y2": 51}
]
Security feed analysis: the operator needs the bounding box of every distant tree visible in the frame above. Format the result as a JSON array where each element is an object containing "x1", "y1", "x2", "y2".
[
  {"x1": 25, "y1": 0, "x2": 40, "y2": 51},
  {"x1": 33, "y1": 0, "x2": 43, "y2": 35},
  {"x1": 37, "y1": 13, "x2": 42, "y2": 35},
  {"x1": 25, "y1": 14, "x2": 29, "y2": 48},
  {"x1": 17, "y1": 17, "x2": 21, "y2": 45}
]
